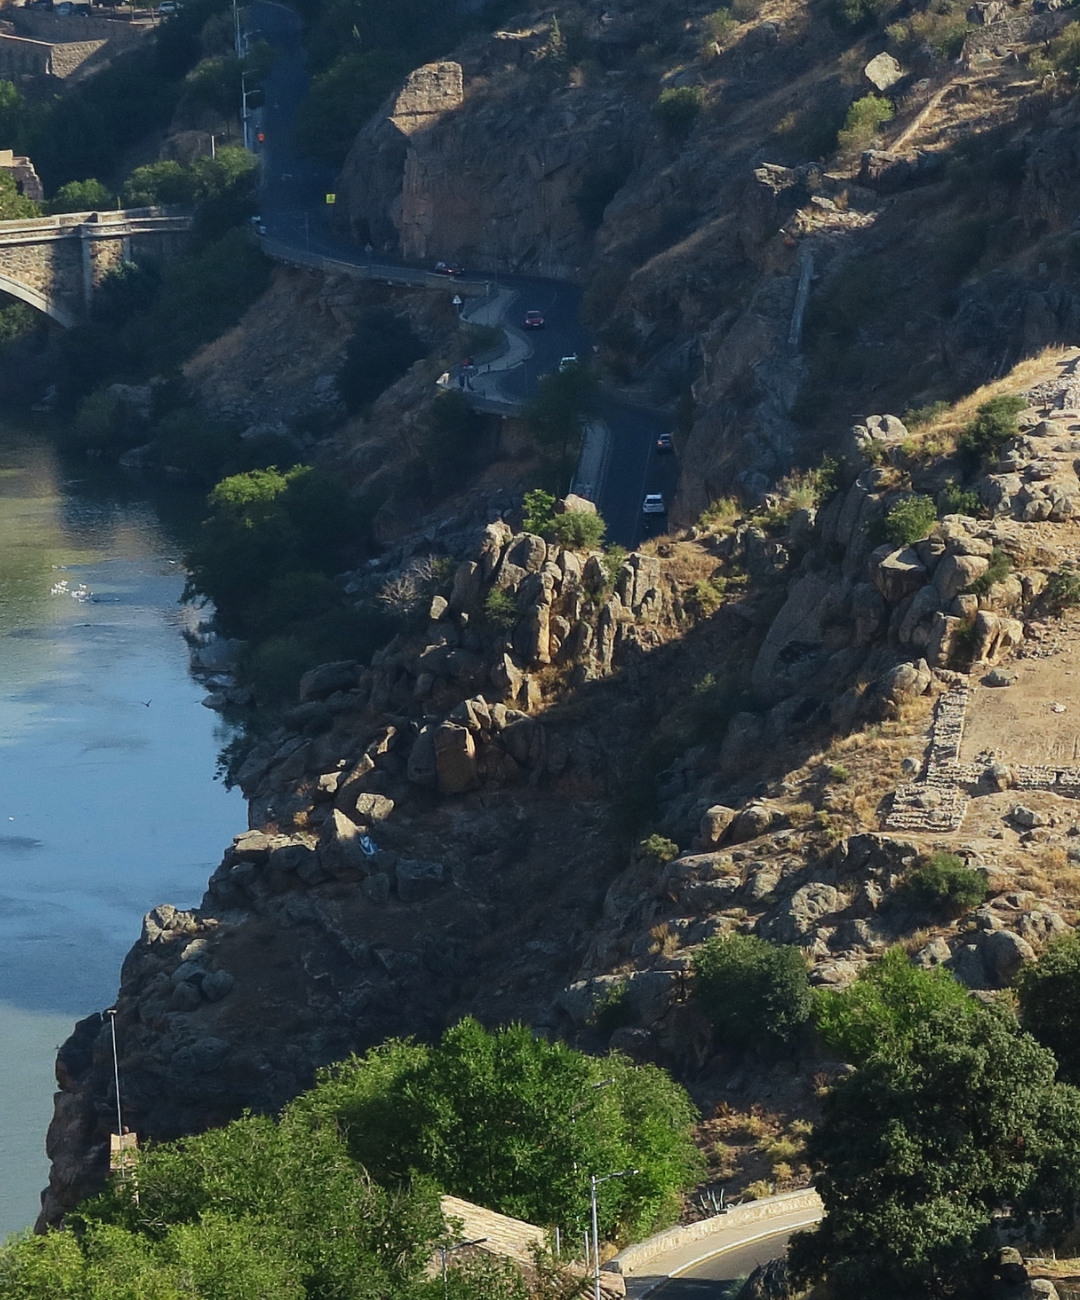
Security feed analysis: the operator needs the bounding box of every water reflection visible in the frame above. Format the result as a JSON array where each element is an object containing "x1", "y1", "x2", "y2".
[{"x1": 0, "y1": 425, "x2": 241, "y2": 1240}]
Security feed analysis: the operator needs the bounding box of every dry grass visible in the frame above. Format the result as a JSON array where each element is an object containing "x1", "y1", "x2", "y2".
[
  {"x1": 902, "y1": 346, "x2": 1078, "y2": 458},
  {"x1": 649, "y1": 921, "x2": 680, "y2": 957}
]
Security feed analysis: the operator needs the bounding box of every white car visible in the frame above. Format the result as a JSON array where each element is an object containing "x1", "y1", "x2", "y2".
[
  {"x1": 642, "y1": 494, "x2": 666, "y2": 515},
  {"x1": 558, "y1": 354, "x2": 578, "y2": 372}
]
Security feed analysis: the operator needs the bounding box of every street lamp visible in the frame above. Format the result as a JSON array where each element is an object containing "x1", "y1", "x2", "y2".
[
  {"x1": 590, "y1": 1170, "x2": 638, "y2": 1300},
  {"x1": 105, "y1": 1007, "x2": 123, "y2": 1139},
  {"x1": 439, "y1": 1237, "x2": 487, "y2": 1300}
]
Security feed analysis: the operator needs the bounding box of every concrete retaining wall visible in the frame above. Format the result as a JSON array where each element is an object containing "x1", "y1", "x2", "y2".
[{"x1": 606, "y1": 1189, "x2": 823, "y2": 1276}]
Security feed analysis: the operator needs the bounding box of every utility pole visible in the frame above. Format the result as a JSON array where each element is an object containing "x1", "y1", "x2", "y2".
[{"x1": 590, "y1": 1170, "x2": 638, "y2": 1300}]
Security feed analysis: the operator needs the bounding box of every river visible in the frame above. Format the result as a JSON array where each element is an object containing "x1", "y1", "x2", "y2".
[{"x1": 0, "y1": 426, "x2": 242, "y2": 1241}]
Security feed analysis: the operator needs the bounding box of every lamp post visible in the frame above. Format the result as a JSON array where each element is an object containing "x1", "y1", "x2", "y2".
[
  {"x1": 105, "y1": 1007, "x2": 123, "y2": 1139},
  {"x1": 590, "y1": 1170, "x2": 638, "y2": 1300},
  {"x1": 439, "y1": 1237, "x2": 487, "y2": 1300}
]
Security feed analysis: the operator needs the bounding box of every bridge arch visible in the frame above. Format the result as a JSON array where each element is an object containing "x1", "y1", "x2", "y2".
[{"x1": 0, "y1": 271, "x2": 77, "y2": 328}]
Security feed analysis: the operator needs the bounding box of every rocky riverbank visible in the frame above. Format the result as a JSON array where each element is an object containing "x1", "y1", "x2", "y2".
[{"x1": 40, "y1": 351, "x2": 1080, "y2": 1223}]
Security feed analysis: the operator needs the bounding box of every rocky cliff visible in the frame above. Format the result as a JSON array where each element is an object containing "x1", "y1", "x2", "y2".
[{"x1": 42, "y1": 348, "x2": 1080, "y2": 1223}]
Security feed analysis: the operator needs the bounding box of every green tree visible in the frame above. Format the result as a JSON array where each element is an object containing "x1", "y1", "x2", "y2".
[
  {"x1": 337, "y1": 307, "x2": 427, "y2": 414},
  {"x1": 47, "y1": 178, "x2": 114, "y2": 214},
  {"x1": 522, "y1": 366, "x2": 598, "y2": 487},
  {"x1": 693, "y1": 932, "x2": 812, "y2": 1050},
  {"x1": 522, "y1": 488, "x2": 557, "y2": 535},
  {"x1": 789, "y1": 1004, "x2": 1080, "y2": 1297},
  {"x1": 814, "y1": 946, "x2": 974, "y2": 1065},
  {"x1": 1018, "y1": 932, "x2": 1080, "y2": 1085},
  {"x1": 836, "y1": 94, "x2": 893, "y2": 153},
  {"x1": 0, "y1": 169, "x2": 38, "y2": 220},
  {"x1": 291, "y1": 1018, "x2": 702, "y2": 1243}
]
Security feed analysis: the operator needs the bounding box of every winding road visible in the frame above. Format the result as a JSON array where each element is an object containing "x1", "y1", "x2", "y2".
[{"x1": 248, "y1": 0, "x2": 676, "y2": 548}]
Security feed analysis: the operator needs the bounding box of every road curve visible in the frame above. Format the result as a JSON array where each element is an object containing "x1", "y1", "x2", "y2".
[
  {"x1": 636, "y1": 1224, "x2": 800, "y2": 1300},
  {"x1": 249, "y1": 0, "x2": 675, "y2": 548}
]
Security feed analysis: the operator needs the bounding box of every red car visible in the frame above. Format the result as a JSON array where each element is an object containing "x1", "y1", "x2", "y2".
[{"x1": 524, "y1": 310, "x2": 545, "y2": 329}]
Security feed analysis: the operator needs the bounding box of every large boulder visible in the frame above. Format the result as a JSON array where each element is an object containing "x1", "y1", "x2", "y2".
[
  {"x1": 298, "y1": 660, "x2": 358, "y2": 702},
  {"x1": 863, "y1": 50, "x2": 903, "y2": 89},
  {"x1": 700, "y1": 804, "x2": 737, "y2": 848},
  {"x1": 729, "y1": 803, "x2": 775, "y2": 844},
  {"x1": 934, "y1": 552, "x2": 989, "y2": 601},
  {"x1": 433, "y1": 722, "x2": 479, "y2": 795},
  {"x1": 982, "y1": 928, "x2": 1036, "y2": 986},
  {"x1": 765, "y1": 883, "x2": 843, "y2": 943},
  {"x1": 871, "y1": 546, "x2": 928, "y2": 603}
]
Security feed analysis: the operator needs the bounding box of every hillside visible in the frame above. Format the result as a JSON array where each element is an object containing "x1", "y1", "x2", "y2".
[{"x1": 27, "y1": 0, "x2": 1080, "y2": 1288}]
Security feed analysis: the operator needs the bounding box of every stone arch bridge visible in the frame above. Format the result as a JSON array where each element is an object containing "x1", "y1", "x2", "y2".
[{"x1": 0, "y1": 207, "x2": 192, "y2": 328}]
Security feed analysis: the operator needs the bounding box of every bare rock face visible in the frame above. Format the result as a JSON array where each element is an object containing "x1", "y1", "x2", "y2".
[{"x1": 336, "y1": 51, "x2": 645, "y2": 276}]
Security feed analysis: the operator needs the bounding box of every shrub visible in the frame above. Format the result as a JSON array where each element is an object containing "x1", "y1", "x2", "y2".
[
  {"x1": 904, "y1": 400, "x2": 950, "y2": 428},
  {"x1": 703, "y1": 7, "x2": 737, "y2": 45},
  {"x1": 895, "y1": 851, "x2": 986, "y2": 918},
  {"x1": 483, "y1": 588, "x2": 519, "y2": 630},
  {"x1": 590, "y1": 980, "x2": 635, "y2": 1035},
  {"x1": 693, "y1": 933, "x2": 812, "y2": 1050},
  {"x1": 827, "y1": 763, "x2": 850, "y2": 784},
  {"x1": 967, "y1": 546, "x2": 1010, "y2": 596},
  {"x1": 522, "y1": 488, "x2": 557, "y2": 535},
  {"x1": 813, "y1": 946, "x2": 974, "y2": 1064},
  {"x1": 884, "y1": 494, "x2": 937, "y2": 547},
  {"x1": 836, "y1": 95, "x2": 892, "y2": 155},
  {"x1": 654, "y1": 86, "x2": 704, "y2": 139},
  {"x1": 551, "y1": 509, "x2": 606, "y2": 549},
  {"x1": 940, "y1": 480, "x2": 981, "y2": 516},
  {"x1": 1017, "y1": 932, "x2": 1080, "y2": 1083},
  {"x1": 699, "y1": 496, "x2": 741, "y2": 531},
  {"x1": 686, "y1": 576, "x2": 726, "y2": 617},
  {"x1": 639, "y1": 834, "x2": 679, "y2": 864},
  {"x1": 1045, "y1": 563, "x2": 1080, "y2": 612},
  {"x1": 47, "y1": 178, "x2": 113, "y2": 214},
  {"x1": 958, "y1": 393, "x2": 1026, "y2": 463}
]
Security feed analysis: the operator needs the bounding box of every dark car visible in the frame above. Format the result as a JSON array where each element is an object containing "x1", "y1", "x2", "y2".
[
  {"x1": 524, "y1": 310, "x2": 545, "y2": 329},
  {"x1": 656, "y1": 432, "x2": 674, "y2": 453},
  {"x1": 434, "y1": 260, "x2": 464, "y2": 277}
]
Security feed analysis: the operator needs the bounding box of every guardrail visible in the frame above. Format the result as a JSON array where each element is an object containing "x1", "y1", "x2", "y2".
[
  {"x1": 260, "y1": 236, "x2": 493, "y2": 297},
  {"x1": 605, "y1": 1189, "x2": 823, "y2": 1277}
]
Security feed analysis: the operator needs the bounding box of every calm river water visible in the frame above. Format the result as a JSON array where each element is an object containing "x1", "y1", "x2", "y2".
[{"x1": 0, "y1": 426, "x2": 242, "y2": 1240}]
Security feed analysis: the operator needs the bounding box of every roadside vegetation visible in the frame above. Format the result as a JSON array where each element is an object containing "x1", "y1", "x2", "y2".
[{"x1": 0, "y1": 1019, "x2": 701, "y2": 1296}]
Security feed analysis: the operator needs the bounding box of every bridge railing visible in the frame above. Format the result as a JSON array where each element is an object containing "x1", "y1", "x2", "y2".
[{"x1": 0, "y1": 206, "x2": 193, "y2": 238}]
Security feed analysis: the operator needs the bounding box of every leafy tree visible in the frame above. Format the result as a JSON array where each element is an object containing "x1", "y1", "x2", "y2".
[
  {"x1": 814, "y1": 946, "x2": 974, "y2": 1065},
  {"x1": 47, "y1": 178, "x2": 114, "y2": 214},
  {"x1": 0, "y1": 169, "x2": 38, "y2": 220},
  {"x1": 895, "y1": 852, "x2": 986, "y2": 919},
  {"x1": 337, "y1": 307, "x2": 428, "y2": 413},
  {"x1": 884, "y1": 494, "x2": 937, "y2": 547},
  {"x1": 693, "y1": 932, "x2": 812, "y2": 1050},
  {"x1": 522, "y1": 365, "x2": 598, "y2": 487},
  {"x1": 1018, "y1": 932, "x2": 1080, "y2": 1085},
  {"x1": 522, "y1": 488, "x2": 557, "y2": 535},
  {"x1": 789, "y1": 1003, "x2": 1080, "y2": 1298},
  {"x1": 290, "y1": 1018, "x2": 703, "y2": 1243},
  {"x1": 419, "y1": 390, "x2": 485, "y2": 490}
]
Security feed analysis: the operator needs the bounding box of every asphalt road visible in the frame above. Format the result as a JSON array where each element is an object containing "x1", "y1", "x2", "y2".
[
  {"x1": 630, "y1": 1226, "x2": 797, "y2": 1300},
  {"x1": 249, "y1": 1, "x2": 676, "y2": 548}
]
